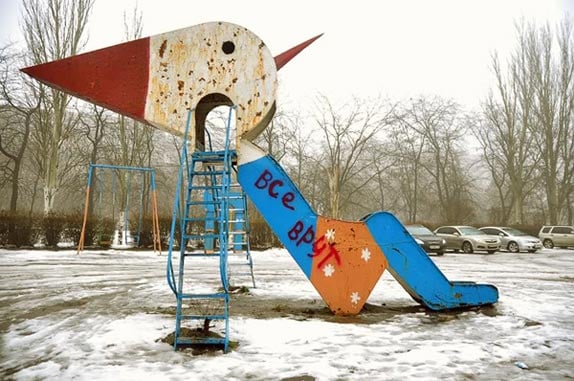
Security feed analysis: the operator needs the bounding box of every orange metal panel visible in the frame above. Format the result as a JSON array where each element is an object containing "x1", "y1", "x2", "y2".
[{"x1": 310, "y1": 217, "x2": 388, "y2": 315}]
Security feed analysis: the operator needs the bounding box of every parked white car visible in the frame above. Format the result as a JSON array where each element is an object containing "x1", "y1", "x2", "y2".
[{"x1": 479, "y1": 226, "x2": 542, "y2": 253}]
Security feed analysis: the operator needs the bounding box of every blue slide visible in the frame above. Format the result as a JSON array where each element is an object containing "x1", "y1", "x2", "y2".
[
  {"x1": 239, "y1": 147, "x2": 499, "y2": 311},
  {"x1": 363, "y1": 212, "x2": 498, "y2": 310}
]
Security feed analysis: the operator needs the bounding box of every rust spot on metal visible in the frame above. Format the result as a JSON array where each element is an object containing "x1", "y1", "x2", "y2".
[
  {"x1": 160, "y1": 62, "x2": 168, "y2": 67},
  {"x1": 173, "y1": 109, "x2": 177, "y2": 114},
  {"x1": 232, "y1": 77, "x2": 237, "y2": 83},
  {"x1": 159, "y1": 40, "x2": 167, "y2": 58},
  {"x1": 256, "y1": 111, "x2": 262, "y2": 117},
  {"x1": 177, "y1": 80, "x2": 184, "y2": 91}
]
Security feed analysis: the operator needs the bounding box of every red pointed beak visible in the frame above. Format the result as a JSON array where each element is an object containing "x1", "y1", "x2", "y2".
[
  {"x1": 20, "y1": 38, "x2": 151, "y2": 122},
  {"x1": 274, "y1": 33, "x2": 323, "y2": 71}
]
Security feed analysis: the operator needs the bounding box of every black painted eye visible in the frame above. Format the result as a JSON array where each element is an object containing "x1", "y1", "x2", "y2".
[{"x1": 222, "y1": 41, "x2": 235, "y2": 54}]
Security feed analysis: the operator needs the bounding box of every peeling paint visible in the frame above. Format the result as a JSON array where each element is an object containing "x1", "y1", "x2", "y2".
[{"x1": 144, "y1": 22, "x2": 277, "y2": 143}]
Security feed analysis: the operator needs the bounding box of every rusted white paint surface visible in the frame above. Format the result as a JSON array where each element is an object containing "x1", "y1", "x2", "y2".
[{"x1": 145, "y1": 22, "x2": 277, "y2": 144}]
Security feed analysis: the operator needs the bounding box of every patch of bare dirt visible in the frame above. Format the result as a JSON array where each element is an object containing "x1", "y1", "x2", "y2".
[{"x1": 158, "y1": 327, "x2": 239, "y2": 355}]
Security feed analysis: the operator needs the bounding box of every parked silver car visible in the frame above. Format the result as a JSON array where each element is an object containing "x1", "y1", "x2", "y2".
[
  {"x1": 434, "y1": 225, "x2": 500, "y2": 254},
  {"x1": 479, "y1": 226, "x2": 542, "y2": 253},
  {"x1": 538, "y1": 225, "x2": 574, "y2": 249}
]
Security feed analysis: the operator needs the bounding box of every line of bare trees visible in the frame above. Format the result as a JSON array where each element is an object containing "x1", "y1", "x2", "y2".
[
  {"x1": 1, "y1": 2, "x2": 573, "y2": 229},
  {"x1": 476, "y1": 19, "x2": 574, "y2": 225}
]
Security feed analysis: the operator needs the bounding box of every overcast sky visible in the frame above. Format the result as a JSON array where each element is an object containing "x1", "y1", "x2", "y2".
[{"x1": 1, "y1": 0, "x2": 573, "y2": 111}]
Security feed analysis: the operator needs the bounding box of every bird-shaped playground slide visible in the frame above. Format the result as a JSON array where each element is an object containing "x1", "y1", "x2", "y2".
[{"x1": 22, "y1": 21, "x2": 498, "y2": 315}]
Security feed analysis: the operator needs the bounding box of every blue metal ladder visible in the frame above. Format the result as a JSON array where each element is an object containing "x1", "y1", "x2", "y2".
[
  {"x1": 203, "y1": 185, "x2": 255, "y2": 288},
  {"x1": 166, "y1": 107, "x2": 237, "y2": 352},
  {"x1": 226, "y1": 185, "x2": 256, "y2": 288}
]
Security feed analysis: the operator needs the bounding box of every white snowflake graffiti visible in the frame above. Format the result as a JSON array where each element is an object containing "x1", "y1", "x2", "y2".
[
  {"x1": 350, "y1": 291, "x2": 361, "y2": 305},
  {"x1": 361, "y1": 248, "x2": 371, "y2": 262},
  {"x1": 325, "y1": 229, "x2": 336, "y2": 242},
  {"x1": 322, "y1": 264, "x2": 335, "y2": 277}
]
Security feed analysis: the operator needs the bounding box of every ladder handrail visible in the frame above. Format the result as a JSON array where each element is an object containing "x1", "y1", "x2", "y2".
[{"x1": 166, "y1": 109, "x2": 194, "y2": 295}]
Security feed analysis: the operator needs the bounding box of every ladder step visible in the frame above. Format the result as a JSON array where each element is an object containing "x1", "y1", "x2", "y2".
[
  {"x1": 193, "y1": 151, "x2": 237, "y2": 159},
  {"x1": 187, "y1": 185, "x2": 222, "y2": 190},
  {"x1": 176, "y1": 337, "x2": 226, "y2": 346},
  {"x1": 180, "y1": 314, "x2": 227, "y2": 320},
  {"x1": 184, "y1": 253, "x2": 220, "y2": 257},
  {"x1": 190, "y1": 170, "x2": 226, "y2": 176},
  {"x1": 180, "y1": 292, "x2": 228, "y2": 299},
  {"x1": 187, "y1": 200, "x2": 223, "y2": 206}
]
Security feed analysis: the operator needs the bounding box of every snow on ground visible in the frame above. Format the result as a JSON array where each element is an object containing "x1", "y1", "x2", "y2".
[{"x1": 0, "y1": 247, "x2": 573, "y2": 380}]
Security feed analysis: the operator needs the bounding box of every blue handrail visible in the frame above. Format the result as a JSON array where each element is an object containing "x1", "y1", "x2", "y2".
[{"x1": 166, "y1": 109, "x2": 194, "y2": 295}]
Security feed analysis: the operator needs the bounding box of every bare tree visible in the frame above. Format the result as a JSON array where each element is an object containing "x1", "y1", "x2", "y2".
[
  {"x1": 0, "y1": 45, "x2": 41, "y2": 212},
  {"x1": 400, "y1": 96, "x2": 474, "y2": 223},
  {"x1": 21, "y1": 0, "x2": 95, "y2": 214},
  {"x1": 476, "y1": 37, "x2": 540, "y2": 224},
  {"x1": 391, "y1": 104, "x2": 428, "y2": 223},
  {"x1": 313, "y1": 95, "x2": 394, "y2": 219},
  {"x1": 529, "y1": 19, "x2": 574, "y2": 224},
  {"x1": 254, "y1": 109, "x2": 297, "y2": 162}
]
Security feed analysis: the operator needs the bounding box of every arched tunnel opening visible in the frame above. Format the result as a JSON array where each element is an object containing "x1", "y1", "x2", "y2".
[{"x1": 194, "y1": 93, "x2": 234, "y2": 150}]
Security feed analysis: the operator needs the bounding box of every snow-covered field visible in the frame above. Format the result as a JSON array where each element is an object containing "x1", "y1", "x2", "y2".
[{"x1": 1, "y1": 247, "x2": 573, "y2": 380}]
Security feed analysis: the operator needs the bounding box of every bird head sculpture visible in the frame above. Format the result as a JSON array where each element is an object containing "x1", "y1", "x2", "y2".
[{"x1": 21, "y1": 21, "x2": 321, "y2": 149}]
